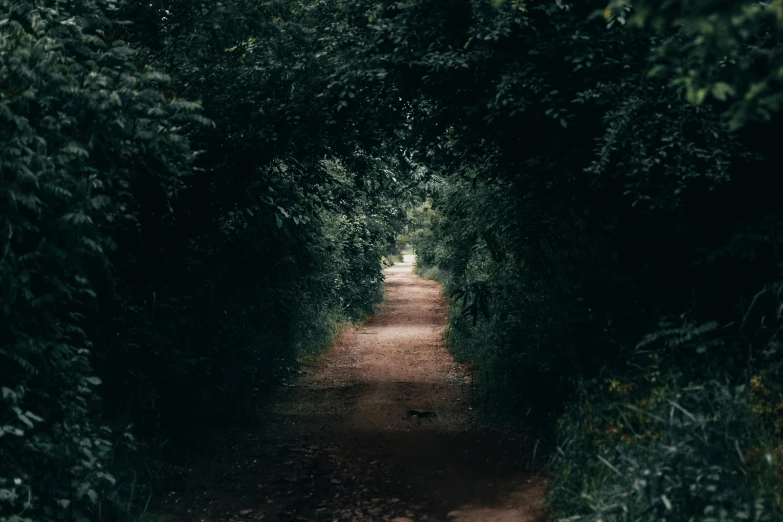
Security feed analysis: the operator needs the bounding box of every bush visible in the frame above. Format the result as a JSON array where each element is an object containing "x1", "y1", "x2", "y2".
[
  {"x1": 549, "y1": 316, "x2": 783, "y2": 521},
  {"x1": 553, "y1": 379, "x2": 781, "y2": 521},
  {"x1": 1, "y1": 3, "x2": 407, "y2": 521},
  {"x1": 0, "y1": 0, "x2": 199, "y2": 520}
]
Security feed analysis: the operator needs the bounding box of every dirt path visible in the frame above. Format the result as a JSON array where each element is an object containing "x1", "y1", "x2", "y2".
[{"x1": 160, "y1": 257, "x2": 543, "y2": 522}]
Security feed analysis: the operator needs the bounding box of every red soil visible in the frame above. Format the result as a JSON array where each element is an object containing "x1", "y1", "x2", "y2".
[{"x1": 160, "y1": 257, "x2": 544, "y2": 522}]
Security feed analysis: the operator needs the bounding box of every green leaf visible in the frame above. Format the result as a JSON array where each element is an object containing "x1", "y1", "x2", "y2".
[
  {"x1": 2, "y1": 425, "x2": 24, "y2": 436},
  {"x1": 17, "y1": 413, "x2": 34, "y2": 429},
  {"x1": 98, "y1": 472, "x2": 116, "y2": 485},
  {"x1": 711, "y1": 82, "x2": 735, "y2": 102}
]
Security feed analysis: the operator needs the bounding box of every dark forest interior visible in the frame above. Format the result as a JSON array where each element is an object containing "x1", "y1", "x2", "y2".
[{"x1": 3, "y1": 1, "x2": 783, "y2": 521}]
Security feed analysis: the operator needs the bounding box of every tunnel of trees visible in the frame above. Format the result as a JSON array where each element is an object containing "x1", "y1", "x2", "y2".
[{"x1": 3, "y1": 0, "x2": 783, "y2": 520}]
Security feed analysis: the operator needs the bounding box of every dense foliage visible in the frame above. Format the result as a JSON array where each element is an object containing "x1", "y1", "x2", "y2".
[
  {"x1": 401, "y1": 0, "x2": 783, "y2": 519},
  {"x1": 1, "y1": 1, "x2": 199, "y2": 520},
  {"x1": 1, "y1": 1, "x2": 409, "y2": 522},
  {"x1": 4, "y1": 0, "x2": 783, "y2": 521}
]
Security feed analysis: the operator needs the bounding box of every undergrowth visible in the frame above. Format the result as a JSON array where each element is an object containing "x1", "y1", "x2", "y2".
[{"x1": 549, "y1": 321, "x2": 783, "y2": 521}]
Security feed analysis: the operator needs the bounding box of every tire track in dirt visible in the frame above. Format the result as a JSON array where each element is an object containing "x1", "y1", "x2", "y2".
[{"x1": 160, "y1": 256, "x2": 543, "y2": 522}]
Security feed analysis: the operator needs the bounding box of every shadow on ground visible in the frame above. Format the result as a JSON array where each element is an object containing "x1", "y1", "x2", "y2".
[{"x1": 159, "y1": 260, "x2": 544, "y2": 522}]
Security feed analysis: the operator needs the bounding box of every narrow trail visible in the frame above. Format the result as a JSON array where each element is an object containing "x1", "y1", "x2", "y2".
[{"x1": 161, "y1": 257, "x2": 543, "y2": 522}]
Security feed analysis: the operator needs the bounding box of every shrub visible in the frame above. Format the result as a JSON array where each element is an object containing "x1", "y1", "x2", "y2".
[
  {"x1": 0, "y1": 0, "x2": 199, "y2": 520},
  {"x1": 550, "y1": 317, "x2": 783, "y2": 521}
]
